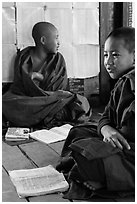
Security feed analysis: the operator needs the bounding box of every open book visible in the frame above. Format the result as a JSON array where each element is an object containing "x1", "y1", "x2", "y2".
[
  {"x1": 29, "y1": 124, "x2": 73, "y2": 144},
  {"x1": 9, "y1": 165, "x2": 69, "y2": 198}
]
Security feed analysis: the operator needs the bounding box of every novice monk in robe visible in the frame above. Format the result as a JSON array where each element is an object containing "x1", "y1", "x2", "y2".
[
  {"x1": 2, "y1": 22, "x2": 91, "y2": 128},
  {"x1": 56, "y1": 27, "x2": 135, "y2": 200}
]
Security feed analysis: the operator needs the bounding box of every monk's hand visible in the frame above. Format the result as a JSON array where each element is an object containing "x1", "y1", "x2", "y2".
[
  {"x1": 101, "y1": 125, "x2": 130, "y2": 150},
  {"x1": 31, "y1": 72, "x2": 44, "y2": 81},
  {"x1": 57, "y1": 90, "x2": 73, "y2": 98}
]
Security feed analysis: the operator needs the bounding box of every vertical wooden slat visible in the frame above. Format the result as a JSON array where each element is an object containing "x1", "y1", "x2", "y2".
[
  {"x1": 123, "y1": 2, "x2": 133, "y2": 27},
  {"x1": 99, "y1": 2, "x2": 114, "y2": 105}
]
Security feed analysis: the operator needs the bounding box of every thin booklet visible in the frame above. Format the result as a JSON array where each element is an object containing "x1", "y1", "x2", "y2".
[
  {"x1": 9, "y1": 165, "x2": 69, "y2": 198},
  {"x1": 29, "y1": 124, "x2": 73, "y2": 144}
]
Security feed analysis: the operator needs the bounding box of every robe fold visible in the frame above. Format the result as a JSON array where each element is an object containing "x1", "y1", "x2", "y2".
[
  {"x1": 56, "y1": 68, "x2": 135, "y2": 200},
  {"x1": 3, "y1": 47, "x2": 90, "y2": 127}
]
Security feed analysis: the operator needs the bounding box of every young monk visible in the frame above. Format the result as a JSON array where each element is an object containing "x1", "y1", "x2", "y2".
[
  {"x1": 56, "y1": 27, "x2": 135, "y2": 200},
  {"x1": 2, "y1": 22, "x2": 91, "y2": 128}
]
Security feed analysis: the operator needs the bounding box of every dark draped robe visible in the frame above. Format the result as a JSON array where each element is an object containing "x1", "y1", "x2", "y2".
[
  {"x1": 2, "y1": 46, "x2": 90, "y2": 128},
  {"x1": 56, "y1": 68, "x2": 135, "y2": 200}
]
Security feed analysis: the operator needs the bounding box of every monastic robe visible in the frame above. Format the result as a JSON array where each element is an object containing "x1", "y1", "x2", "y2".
[
  {"x1": 56, "y1": 68, "x2": 135, "y2": 200},
  {"x1": 3, "y1": 46, "x2": 90, "y2": 127}
]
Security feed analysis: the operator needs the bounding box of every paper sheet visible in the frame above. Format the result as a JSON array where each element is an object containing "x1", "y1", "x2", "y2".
[
  {"x1": 72, "y1": 45, "x2": 99, "y2": 78},
  {"x1": 16, "y1": 2, "x2": 45, "y2": 7},
  {"x1": 73, "y1": 2, "x2": 99, "y2": 9},
  {"x1": 45, "y1": 9, "x2": 73, "y2": 44},
  {"x1": 73, "y1": 9, "x2": 99, "y2": 45},
  {"x1": 2, "y1": 44, "x2": 17, "y2": 82},
  {"x1": 59, "y1": 43, "x2": 74, "y2": 77},
  {"x1": 44, "y1": 2, "x2": 72, "y2": 9},
  {"x1": 2, "y1": 2, "x2": 15, "y2": 7},
  {"x1": 2, "y1": 6, "x2": 16, "y2": 44},
  {"x1": 16, "y1": 2, "x2": 72, "y2": 9},
  {"x1": 17, "y1": 5, "x2": 45, "y2": 45},
  {"x1": 9, "y1": 165, "x2": 69, "y2": 198}
]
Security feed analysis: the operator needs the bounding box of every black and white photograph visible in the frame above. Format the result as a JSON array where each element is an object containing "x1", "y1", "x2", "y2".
[{"x1": 2, "y1": 1, "x2": 135, "y2": 202}]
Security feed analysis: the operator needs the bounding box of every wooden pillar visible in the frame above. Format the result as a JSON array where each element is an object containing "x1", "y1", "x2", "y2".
[
  {"x1": 99, "y1": 2, "x2": 129, "y2": 105},
  {"x1": 99, "y1": 2, "x2": 114, "y2": 104},
  {"x1": 113, "y1": 2, "x2": 123, "y2": 29}
]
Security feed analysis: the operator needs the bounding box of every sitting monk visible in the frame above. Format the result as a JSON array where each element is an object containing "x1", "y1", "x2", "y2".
[
  {"x1": 56, "y1": 27, "x2": 135, "y2": 200},
  {"x1": 2, "y1": 22, "x2": 91, "y2": 129}
]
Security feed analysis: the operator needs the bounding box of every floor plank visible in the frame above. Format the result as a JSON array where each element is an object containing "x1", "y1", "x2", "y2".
[
  {"x1": 28, "y1": 193, "x2": 70, "y2": 202},
  {"x1": 47, "y1": 141, "x2": 65, "y2": 155},
  {"x1": 2, "y1": 142, "x2": 35, "y2": 171},
  {"x1": 19, "y1": 141, "x2": 60, "y2": 168},
  {"x1": 114, "y1": 196, "x2": 135, "y2": 202},
  {"x1": 73, "y1": 198, "x2": 115, "y2": 202},
  {"x1": 2, "y1": 168, "x2": 27, "y2": 202},
  {"x1": 2, "y1": 192, "x2": 27, "y2": 202}
]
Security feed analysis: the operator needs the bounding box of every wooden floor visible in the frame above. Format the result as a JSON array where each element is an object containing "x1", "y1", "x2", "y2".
[
  {"x1": 2, "y1": 140, "x2": 71, "y2": 202},
  {"x1": 2, "y1": 108, "x2": 135, "y2": 202}
]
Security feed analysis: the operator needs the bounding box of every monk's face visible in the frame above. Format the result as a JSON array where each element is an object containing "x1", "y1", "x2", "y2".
[
  {"x1": 41, "y1": 28, "x2": 60, "y2": 54},
  {"x1": 104, "y1": 37, "x2": 134, "y2": 79}
]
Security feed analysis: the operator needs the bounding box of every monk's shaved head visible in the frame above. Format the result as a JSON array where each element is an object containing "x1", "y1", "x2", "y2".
[{"x1": 32, "y1": 22, "x2": 57, "y2": 45}]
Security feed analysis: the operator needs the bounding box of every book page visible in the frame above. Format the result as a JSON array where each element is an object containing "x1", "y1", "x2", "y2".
[
  {"x1": 30, "y1": 124, "x2": 73, "y2": 144},
  {"x1": 50, "y1": 124, "x2": 73, "y2": 137},
  {"x1": 9, "y1": 165, "x2": 69, "y2": 198}
]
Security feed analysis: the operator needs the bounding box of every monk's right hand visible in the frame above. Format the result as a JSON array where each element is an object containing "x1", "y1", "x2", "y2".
[{"x1": 101, "y1": 125, "x2": 130, "y2": 150}]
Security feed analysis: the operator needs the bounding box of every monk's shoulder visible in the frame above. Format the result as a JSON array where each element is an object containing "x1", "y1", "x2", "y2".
[
  {"x1": 56, "y1": 52, "x2": 65, "y2": 60},
  {"x1": 18, "y1": 46, "x2": 33, "y2": 55},
  {"x1": 56, "y1": 52, "x2": 66, "y2": 64},
  {"x1": 115, "y1": 68, "x2": 135, "y2": 92}
]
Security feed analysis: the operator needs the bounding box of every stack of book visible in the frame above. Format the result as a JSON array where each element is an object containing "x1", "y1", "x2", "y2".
[{"x1": 5, "y1": 127, "x2": 30, "y2": 141}]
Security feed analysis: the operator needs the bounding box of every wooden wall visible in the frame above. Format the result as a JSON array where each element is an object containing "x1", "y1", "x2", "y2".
[{"x1": 99, "y1": 2, "x2": 134, "y2": 104}]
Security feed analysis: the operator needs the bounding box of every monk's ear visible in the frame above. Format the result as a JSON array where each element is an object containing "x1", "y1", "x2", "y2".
[{"x1": 40, "y1": 36, "x2": 46, "y2": 45}]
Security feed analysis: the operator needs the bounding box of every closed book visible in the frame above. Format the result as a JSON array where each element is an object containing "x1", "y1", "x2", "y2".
[{"x1": 5, "y1": 127, "x2": 30, "y2": 141}]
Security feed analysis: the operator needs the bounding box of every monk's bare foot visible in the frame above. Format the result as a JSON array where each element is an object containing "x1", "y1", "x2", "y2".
[{"x1": 83, "y1": 181, "x2": 104, "y2": 191}]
